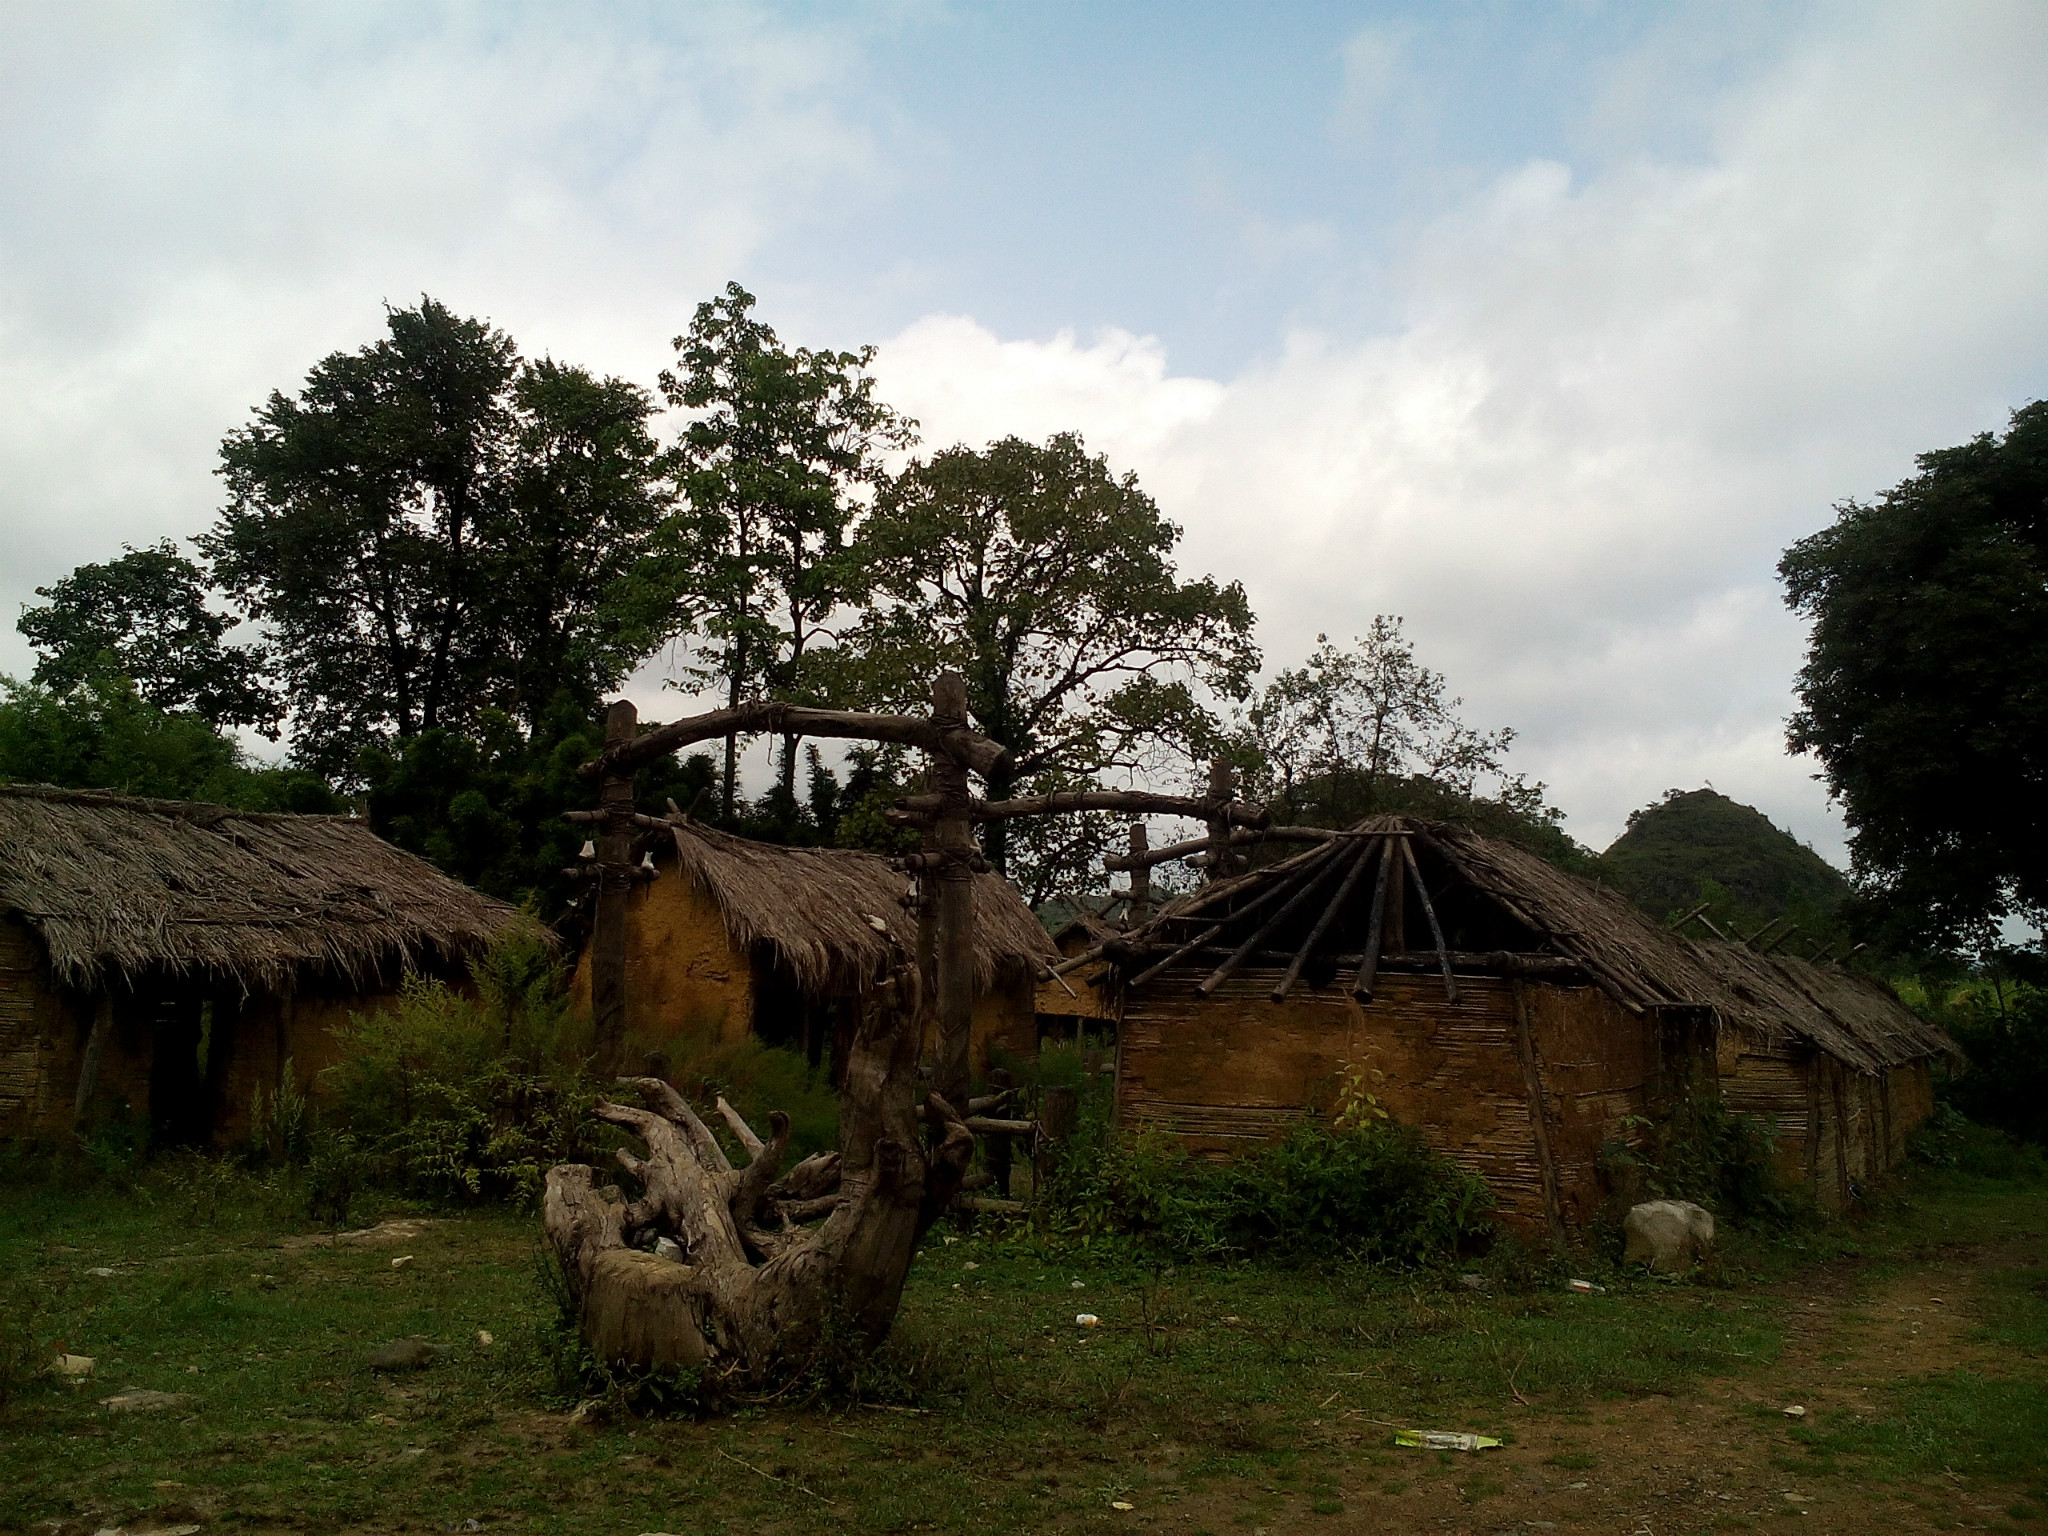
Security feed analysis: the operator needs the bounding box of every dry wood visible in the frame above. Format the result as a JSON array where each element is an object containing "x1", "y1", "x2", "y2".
[
  {"x1": 1509, "y1": 979, "x2": 1568, "y2": 1246},
  {"x1": 1271, "y1": 837, "x2": 1379, "y2": 1002},
  {"x1": 1349, "y1": 837, "x2": 1395, "y2": 1000},
  {"x1": 971, "y1": 788, "x2": 1271, "y2": 827},
  {"x1": 1196, "y1": 842, "x2": 1348, "y2": 997},
  {"x1": 545, "y1": 939, "x2": 973, "y2": 1382},
  {"x1": 1401, "y1": 836, "x2": 1460, "y2": 1004},
  {"x1": 587, "y1": 700, "x2": 1008, "y2": 781},
  {"x1": 1125, "y1": 922, "x2": 1227, "y2": 988},
  {"x1": 1124, "y1": 821, "x2": 1150, "y2": 925},
  {"x1": 714, "y1": 1095, "x2": 765, "y2": 1160},
  {"x1": 591, "y1": 699, "x2": 637, "y2": 1076},
  {"x1": 962, "y1": 1116, "x2": 1036, "y2": 1136},
  {"x1": 955, "y1": 1196, "x2": 1026, "y2": 1215}
]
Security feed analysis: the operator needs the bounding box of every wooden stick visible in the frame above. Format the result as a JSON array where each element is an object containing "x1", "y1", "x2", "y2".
[
  {"x1": 1665, "y1": 901, "x2": 1711, "y2": 931},
  {"x1": 1271, "y1": 837, "x2": 1379, "y2": 1001},
  {"x1": 962, "y1": 1116, "x2": 1036, "y2": 1136},
  {"x1": 1126, "y1": 921, "x2": 1227, "y2": 988},
  {"x1": 1196, "y1": 842, "x2": 1348, "y2": 997},
  {"x1": 589, "y1": 699, "x2": 1008, "y2": 781},
  {"x1": 971, "y1": 787, "x2": 1272, "y2": 828},
  {"x1": 1510, "y1": 979, "x2": 1567, "y2": 1246},
  {"x1": 1350, "y1": 839, "x2": 1395, "y2": 1001},
  {"x1": 1401, "y1": 836, "x2": 1459, "y2": 1005}
]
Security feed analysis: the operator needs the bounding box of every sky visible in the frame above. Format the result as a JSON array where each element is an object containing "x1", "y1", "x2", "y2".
[{"x1": 2, "y1": 1, "x2": 2045, "y2": 862}]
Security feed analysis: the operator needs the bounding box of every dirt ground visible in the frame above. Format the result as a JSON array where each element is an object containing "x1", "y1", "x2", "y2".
[{"x1": 1146, "y1": 1242, "x2": 2038, "y2": 1536}]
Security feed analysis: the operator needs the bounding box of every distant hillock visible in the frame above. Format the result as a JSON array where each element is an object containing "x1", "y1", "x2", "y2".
[{"x1": 1601, "y1": 788, "x2": 1849, "y2": 929}]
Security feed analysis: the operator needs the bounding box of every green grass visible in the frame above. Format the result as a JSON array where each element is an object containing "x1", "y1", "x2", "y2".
[{"x1": 1, "y1": 1150, "x2": 2043, "y2": 1534}]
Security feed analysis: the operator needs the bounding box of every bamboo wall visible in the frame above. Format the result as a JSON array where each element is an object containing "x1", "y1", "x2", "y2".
[
  {"x1": 1116, "y1": 969, "x2": 1672, "y2": 1235},
  {"x1": 1719, "y1": 1035, "x2": 1937, "y2": 1212}
]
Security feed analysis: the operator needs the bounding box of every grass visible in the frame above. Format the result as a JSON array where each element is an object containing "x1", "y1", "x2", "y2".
[{"x1": 0, "y1": 1149, "x2": 2043, "y2": 1534}]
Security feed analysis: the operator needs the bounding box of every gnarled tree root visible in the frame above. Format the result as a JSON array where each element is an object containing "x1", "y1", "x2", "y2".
[{"x1": 544, "y1": 957, "x2": 973, "y2": 1384}]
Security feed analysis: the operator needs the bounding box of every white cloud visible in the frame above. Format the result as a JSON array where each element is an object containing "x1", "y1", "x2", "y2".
[
  {"x1": 875, "y1": 1, "x2": 2048, "y2": 860},
  {"x1": 0, "y1": 2, "x2": 887, "y2": 671}
]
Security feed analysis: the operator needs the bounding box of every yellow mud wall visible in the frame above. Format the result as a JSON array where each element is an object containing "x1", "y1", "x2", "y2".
[
  {"x1": 570, "y1": 873, "x2": 754, "y2": 1054},
  {"x1": 972, "y1": 978, "x2": 1038, "y2": 1076},
  {"x1": 1518, "y1": 983, "x2": 1664, "y2": 1232}
]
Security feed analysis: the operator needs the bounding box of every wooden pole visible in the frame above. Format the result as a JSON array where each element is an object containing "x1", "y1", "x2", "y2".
[
  {"x1": 1204, "y1": 758, "x2": 1243, "y2": 881},
  {"x1": 1400, "y1": 837, "x2": 1459, "y2": 1004},
  {"x1": 1124, "y1": 821, "x2": 1150, "y2": 927},
  {"x1": 592, "y1": 698, "x2": 638, "y2": 1078},
  {"x1": 1350, "y1": 838, "x2": 1396, "y2": 1001},
  {"x1": 1510, "y1": 979, "x2": 1568, "y2": 1246},
  {"x1": 927, "y1": 673, "x2": 980, "y2": 1112},
  {"x1": 1271, "y1": 837, "x2": 1377, "y2": 1002}
]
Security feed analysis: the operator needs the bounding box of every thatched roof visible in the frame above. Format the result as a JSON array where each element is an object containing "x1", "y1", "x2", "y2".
[
  {"x1": 0, "y1": 784, "x2": 531, "y2": 993},
  {"x1": 1425, "y1": 822, "x2": 1954, "y2": 1071},
  {"x1": 660, "y1": 821, "x2": 1056, "y2": 997},
  {"x1": 1124, "y1": 814, "x2": 1953, "y2": 1075}
]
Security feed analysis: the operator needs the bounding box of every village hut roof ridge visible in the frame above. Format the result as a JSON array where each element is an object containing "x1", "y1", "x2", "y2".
[
  {"x1": 0, "y1": 782, "x2": 531, "y2": 992},
  {"x1": 1137, "y1": 812, "x2": 1954, "y2": 1075},
  {"x1": 658, "y1": 818, "x2": 1056, "y2": 996}
]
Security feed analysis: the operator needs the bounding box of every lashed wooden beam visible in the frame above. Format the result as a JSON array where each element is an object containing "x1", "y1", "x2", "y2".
[
  {"x1": 1401, "y1": 836, "x2": 1460, "y2": 1005},
  {"x1": 1271, "y1": 836, "x2": 1380, "y2": 1002},
  {"x1": 585, "y1": 700, "x2": 1009, "y2": 781},
  {"x1": 1349, "y1": 838, "x2": 1396, "y2": 1001},
  {"x1": 1195, "y1": 841, "x2": 1349, "y2": 997}
]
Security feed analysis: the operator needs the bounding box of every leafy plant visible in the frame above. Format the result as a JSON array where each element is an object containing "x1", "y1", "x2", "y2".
[{"x1": 1597, "y1": 1096, "x2": 1796, "y2": 1226}]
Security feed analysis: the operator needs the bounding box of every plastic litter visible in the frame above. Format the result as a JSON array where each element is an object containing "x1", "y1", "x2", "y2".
[
  {"x1": 391, "y1": 1254, "x2": 414, "y2": 1269},
  {"x1": 1110, "y1": 1500, "x2": 1135, "y2": 1510},
  {"x1": 1567, "y1": 1279, "x2": 1606, "y2": 1294},
  {"x1": 477, "y1": 1330, "x2": 495, "y2": 1347},
  {"x1": 1076, "y1": 1313, "x2": 1100, "y2": 1326},
  {"x1": 1395, "y1": 1429, "x2": 1502, "y2": 1452},
  {"x1": 1783, "y1": 1404, "x2": 1807, "y2": 1418},
  {"x1": 54, "y1": 1353, "x2": 96, "y2": 1377}
]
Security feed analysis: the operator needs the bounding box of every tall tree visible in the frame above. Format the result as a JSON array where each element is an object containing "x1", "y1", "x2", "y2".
[
  {"x1": 659, "y1": 282, "x2": 914, "y2": 817},
  {"x1": 848, "y1": 433, "x2": 1259, "y2": 901},
  {"x1": 206, "y1": 299, "x2": 680, "y2": 779},
  {"x1": 18, "y1": 541, "x2": 276, "y2": 730},
  {"x1": 1234, "y1": 621, "x2": 1575, "y2": 865},
  {"x1": 1781, "y1": 401, "x2": 2048, "y2": 955}
]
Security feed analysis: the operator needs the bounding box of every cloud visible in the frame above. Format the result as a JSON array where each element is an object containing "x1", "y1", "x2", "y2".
[
  {"x1": 874, "y1": 2, "x2": 2048, "y2": 859},
  {"x1": 0, "y1": 2, "x2": 890, "y2": 673}
]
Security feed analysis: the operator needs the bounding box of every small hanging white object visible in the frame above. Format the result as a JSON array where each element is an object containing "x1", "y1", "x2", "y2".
[
  {"x1": 579, "y1": 840, "x2": 596, "y2": 860},
  {"x1": 640, "y1": 852, "x2": 656, "y2": 870}
]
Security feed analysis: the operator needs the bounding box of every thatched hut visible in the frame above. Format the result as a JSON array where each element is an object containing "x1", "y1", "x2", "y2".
[
  {"x1": 568, "y1": 819, "x2": 1056, "y2": 1082},
  {"x1": 0, "y1": 784, "x2": 531, "y2": 1147},
  {"x1": 1084, "y1": 815, "x2": 1953, "y2": 1234}
]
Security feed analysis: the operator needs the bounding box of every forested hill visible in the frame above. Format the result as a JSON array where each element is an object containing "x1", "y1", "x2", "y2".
[{"x1": 1601, "y1": 788, "x2": 1849, "y2": 923}]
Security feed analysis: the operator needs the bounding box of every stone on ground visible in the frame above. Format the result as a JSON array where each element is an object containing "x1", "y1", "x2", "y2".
[
  {"x1": 368, "y1": 1337, "x2": 444, "y2": 1372},
  {"x1": 1622, "y1": 1199, "x2": 1715, "y2": 1273}
]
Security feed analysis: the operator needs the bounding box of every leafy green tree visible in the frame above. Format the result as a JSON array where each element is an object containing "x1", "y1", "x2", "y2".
[
  {"x1": 0, "y1": 675, "x2": 336, "y2": 810},
  {"x1": 659, "y1": 282, "x2": 915, "y2": 816},
  {"x1": 207, "y1": 298, "x2": 681, "y2": 781},
  {"x1": 1781, "y1": 402, "x2": 2048, "y2": 955},
  {"x1": 847, "y1": 433, "x2": 1259, "y2": 901},
  {"x1": 17, "y1": 541, "x2": 276, "y2": 730},
  {"x1": 1233, "y1": 621, "x2": 1583, "y2": 871}
]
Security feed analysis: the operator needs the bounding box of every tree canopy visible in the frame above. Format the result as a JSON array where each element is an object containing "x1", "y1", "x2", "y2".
[
  {"x1": 659, "y1": 282, "x2": 915, "y2": 818},
  {"x1": 847, "y1": 432, "x2": 1259, "y2": 900},
  {"x1": 18, "y1": 541, "x2": 276, "y2": 731},
  {"x1": 1781, "y1": 402, "x2": 2048, "y2": 955},
  {"x1": 207, "y1": 298, "x2": 681, "y2": 780}
]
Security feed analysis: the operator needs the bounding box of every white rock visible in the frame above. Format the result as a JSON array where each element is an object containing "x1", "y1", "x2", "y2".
[{"x1": 1622, "y1": 1199, "x2": 1716, "y2": 1274}]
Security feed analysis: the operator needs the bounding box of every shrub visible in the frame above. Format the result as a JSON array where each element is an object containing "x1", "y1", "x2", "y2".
[
  {"x1": 1037, "y1": 1066, "x2": 1494, "y2": 1264},
  {"x1": 319, "y1": 929, "x2": 603, "y2": 1207},
  {"x1": 1598, "y1": 1096, "x2": 1796, "y2": 1226}
]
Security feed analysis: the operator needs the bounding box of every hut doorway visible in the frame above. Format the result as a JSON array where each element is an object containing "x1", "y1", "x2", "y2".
[
  {"x1": 145, "y1": 991, "x2": 211, "y2": 1148},
  {"x1": 750, "y1": 956, "x2": 834, "y2": 1072}
]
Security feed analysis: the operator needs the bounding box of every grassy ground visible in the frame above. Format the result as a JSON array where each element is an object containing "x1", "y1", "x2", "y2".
[{"x1": 1, "y1": 1150, "x2": 2043, "y2": 1536}]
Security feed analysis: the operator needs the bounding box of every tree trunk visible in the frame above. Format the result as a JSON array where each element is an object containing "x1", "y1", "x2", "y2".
[
  {"x1": 545, "y1": 942, "x2": 973, "y2": 1383},
  {"x1": 925, "y1": 673, "x2": 980, "y2": 1112},
  {"x1": 592, "y1": 700, "x2": 638, "y2": 1078}
]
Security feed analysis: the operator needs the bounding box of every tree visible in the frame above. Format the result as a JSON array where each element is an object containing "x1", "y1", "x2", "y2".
[
  {"x1": 207, "y1": 299, "x2": 680, "y2": 780},
  {"x1": 847, "y1": 433, "x2": 1259, "y2": 902},
  {"x1": 18, "y1": 541, "x2": 276, "y2": 730},
  {"x1": 1232, "y1": 621, "x2": 1581, "y2": 869},
  {"x1": 1781, "y1": 402, "x2": 2048, "y2": 955},
  {"x1": 0, "y1": 674, "x2": 336, "y2": 811},
  {"x1": 660, "y1": 283, "x2": 915, "y2": 817}
]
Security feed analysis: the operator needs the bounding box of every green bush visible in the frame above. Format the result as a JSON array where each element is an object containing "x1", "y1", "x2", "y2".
[
  {"x1": 652, "y1": 1029, "x2": 840, "y2": 1164},
  {"x1": 319, "y1": 930, "x2": 603, "y2": 1208},
  {"x1": 1038, "y1": 1077, "x2": 1494, "y2": 1264},
  {"x1": 1597, "y1": 1095, "x2": 1797, "y2": 1226}
]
